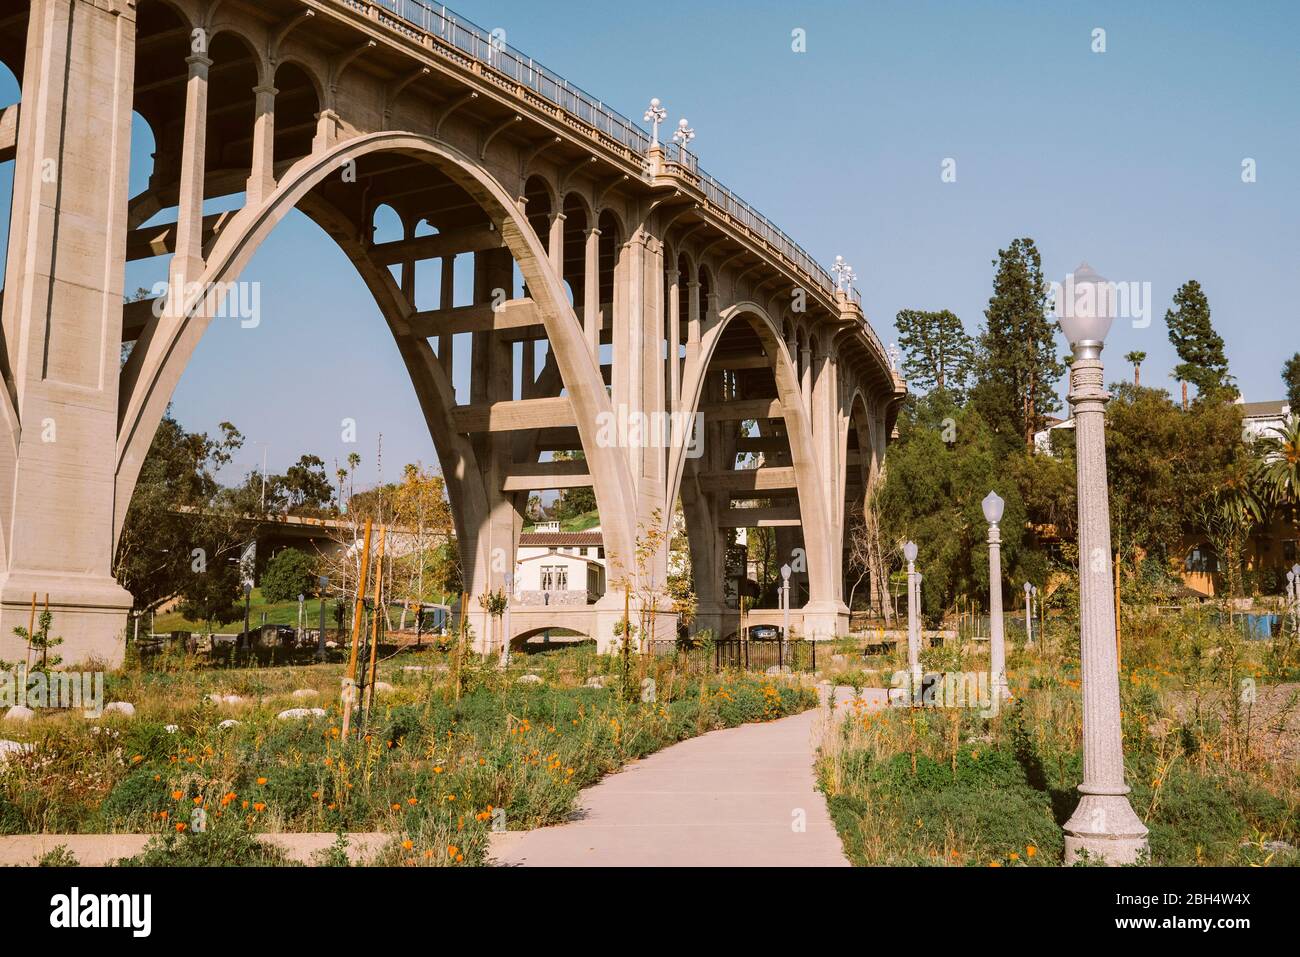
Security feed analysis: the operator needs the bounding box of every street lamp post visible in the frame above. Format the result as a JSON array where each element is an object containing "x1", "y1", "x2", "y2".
[
  {"x1": 643, "y1": 97, "x2": 666, "y2": 147},
  {"x1": 1024, "y1": 581, "x2": 1034, "y2": 646},
  {"x1": 671, "y1": 118, "x2": 694, "y2": 158},
  {"x1": 317, "y1": 576, "x2": 329, "y2": 662},
  {"x1": 242, "y1": 582, "x2": 252, "y2": 657},
  {"x1": 903, "y1": 541, "x2": 919, "y2": 689},
  {"x1": 1292, "y1": 564, "x2": 1300, "y2": 620},
  {"x1": 983, "y1": 492, "x2": 1008, "y2": 700},
  {"x1": 1058, "y1": 263, "x2": 1148, "y2": 865},
  {"x1": 780, "y1": 563, "x2": 791, "y2": 644}
]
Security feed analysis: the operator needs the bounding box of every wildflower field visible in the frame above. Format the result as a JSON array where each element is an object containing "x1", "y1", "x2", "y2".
[
  {"x1": 817, "y1": 610, "x2": 1300, "y2": 867},
  {"x1": 0, "y1": 646, "x2": 816, "y2": 866}
]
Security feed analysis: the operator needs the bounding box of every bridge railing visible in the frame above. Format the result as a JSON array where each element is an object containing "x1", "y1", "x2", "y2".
[{"x1": 348, "y1": 1, "x2": 873, "y2": 324}]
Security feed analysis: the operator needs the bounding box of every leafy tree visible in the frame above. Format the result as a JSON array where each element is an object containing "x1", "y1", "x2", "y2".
[
  {"x1": 260, "y1": 548, "x2": 318, "y2": 605},
  {"x1": 550, "y1": 450, "x2": 596, "y2": 520},
  {"x1": 176, "y1": 558, "x2": 244, "y2": 630},
  {"x1": 283, "y1": 455, "x2": 334, "y2": 513},
  {"x1": 1282, "y1": 352, "x2": 1300, "y2": 411},
  {"x1": 389, "y1": 463, "x2": 460, "y2": 603},
  {"x1": 114, "y1": 415, "x2": 248, "y2": 613},
  {"x1": 971, "y1": 238, "x2": 1065, "y2": 452},
  {"x1": 1100, "y1": 384, "x2": 1248, "y2": 568},
  {"x1": 876, "y1": 394, "x2": 1042, "y2": 624},
  {"x1": 1165, "y1": 280, "x2": 1235, "y2": 402},
  {"x1": 894, "y1": 308, "x2": 975, "y2": 401}
]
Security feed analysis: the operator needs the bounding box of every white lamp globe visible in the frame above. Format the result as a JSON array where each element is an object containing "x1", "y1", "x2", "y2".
[
  {"x1": 903, "y1": 541, "x2": 918, "y2": 563},
  {"x1": 982, "y1": 490, "x2": 1005, "y2": 525},
  {"x1": 1057, "y1": 261, "x2": 1114, "y2": 347},
  {"x1": 780, "y1": 563, "x2": 791, "y2": 581},
  {"x1": 1024, "y1": 581, "x2": 1033, "y2": 594}
]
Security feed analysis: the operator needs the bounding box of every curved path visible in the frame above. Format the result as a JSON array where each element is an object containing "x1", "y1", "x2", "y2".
[{"x1": 490, "y1": 685, "x2": 885, "y2": 867}]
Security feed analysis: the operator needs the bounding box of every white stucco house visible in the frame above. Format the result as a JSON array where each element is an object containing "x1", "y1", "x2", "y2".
[{"x1": 513, "y1": 522, "x2": 606, "y2": 606}]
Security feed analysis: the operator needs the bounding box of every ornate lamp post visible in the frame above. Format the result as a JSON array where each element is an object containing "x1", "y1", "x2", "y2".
[
  {"x1": 982, "y1": 491, "x2": 1008, "y2": 700},
  {"x1": 780, "y1": 563, "x2": 792, "y2": 643},
  {"x1": 1024, "y1": 581, "x2": 1034, "y2": 645},
  {"x1": 903, "y1": 541, "x2": 920, "y2": 688},
  {"x1": 671, "y1": 118, "x2": 694, "y2": 158},
  {"x1": 833, "y1": 255, "x2": 856, "y2": 294},
  {"x1": 1058, "y1": 264, "x2": 1148, "y2": 864},
  {"x1": 317, "y1": 575, "x2": 329, "y2": 662},
  {"x1": 643, "y1": 97, "x2": 666, "y2": 147}
]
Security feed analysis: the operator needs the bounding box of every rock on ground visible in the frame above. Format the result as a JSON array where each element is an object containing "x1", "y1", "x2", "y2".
[{"x1": 277, "y1": 708, "x2": 326, "y2": 721}]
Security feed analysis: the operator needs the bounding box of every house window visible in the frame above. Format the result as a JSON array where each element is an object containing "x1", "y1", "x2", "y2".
[
  {"x1": 540, "y1": 566, "x2": 568, "y2": 590},
  {"x1": 1284, "y1": 539, "x2": 1298, "y2": 564},
  {"x1": 1185, "y1": 546, "x2": 1218, "y2": 574}
]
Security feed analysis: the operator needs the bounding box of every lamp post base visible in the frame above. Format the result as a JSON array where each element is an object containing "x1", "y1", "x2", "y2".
[{"x1": 1063, "y1": 794, "x2": 1149, "y2": 865}]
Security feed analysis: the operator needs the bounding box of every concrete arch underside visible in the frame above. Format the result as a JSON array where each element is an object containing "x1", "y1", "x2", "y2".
[{"x1": 113, "y1": 134, "x2": 640, "y2": 642}]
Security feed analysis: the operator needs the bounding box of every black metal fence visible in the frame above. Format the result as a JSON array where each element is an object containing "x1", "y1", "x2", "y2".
[{"x1": 642, "y1": 639, "x2": 817, "y2": 674}]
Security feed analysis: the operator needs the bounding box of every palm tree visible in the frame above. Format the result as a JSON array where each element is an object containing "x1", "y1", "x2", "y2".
[
  {"x1": 1255, "y1": 416, "x2": 1300, "y2": 510},
  {"x1": 1198, "y1": 472, "x2": 1267, "y2": 599},
  {"x1": 1124, "y1": 350, "x2": 1147, "y2": 387}
]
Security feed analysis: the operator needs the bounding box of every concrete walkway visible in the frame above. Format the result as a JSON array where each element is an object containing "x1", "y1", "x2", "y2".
[{"x1": 491, "y1": 685, "x2": 885, "y2": 867}]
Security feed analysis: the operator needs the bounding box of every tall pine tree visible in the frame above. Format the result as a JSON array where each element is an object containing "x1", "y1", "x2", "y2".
[
  {"x1": 894, "y1": 309, "x2": 975, "y2": 402},
  {"x1": 1165, "y1": 279, "x2": 1235, "y2": 402},
  {"x1": 972, "y1": 238, "x2": 1064, "y2": 450}
]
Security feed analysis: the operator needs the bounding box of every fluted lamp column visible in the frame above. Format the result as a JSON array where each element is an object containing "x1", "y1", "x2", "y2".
[
  {"x1": 982, "y1": 491, "x2": 1008, "y2": 701},
  {"x1": 903, "y1": 540, "x2": 919, "y2": 690},
  {"x1": 1059, "y1": 263, "x2": 1148, "y2": 865},
  {"x1": 1024, "y1": 581, "x2": 1034, "y2": 646}
]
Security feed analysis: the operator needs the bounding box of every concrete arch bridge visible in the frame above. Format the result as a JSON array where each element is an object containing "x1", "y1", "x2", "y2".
[{"x1": 0, "y1": 0, "x2": 903, "y2": 663}]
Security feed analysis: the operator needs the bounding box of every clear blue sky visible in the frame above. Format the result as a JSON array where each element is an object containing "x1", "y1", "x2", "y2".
[{"x1": 0, "y1": 0, "x2": 1295, "y2": 488}]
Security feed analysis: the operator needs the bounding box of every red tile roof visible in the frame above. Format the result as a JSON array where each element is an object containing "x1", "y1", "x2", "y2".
[{"x1": 518, "y1": 531, "x2": 604, "y2": 547}]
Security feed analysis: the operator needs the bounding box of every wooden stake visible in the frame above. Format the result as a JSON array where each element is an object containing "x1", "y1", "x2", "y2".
[
  {"x1": 25, "y1": 593, "x2": 36, "y2": 669},
  {"x1": 453, "y1": 590, "x2": 468, "y2": 704},
  {"x1": 341, "y1": 518, "x2": 373, "y2": 739},
  {"x1": 41, "y1": 593, "x2": 49, "y2": 669},
  {"x1": 363, "y1": 526, "x2": 388, "y2": 722}
]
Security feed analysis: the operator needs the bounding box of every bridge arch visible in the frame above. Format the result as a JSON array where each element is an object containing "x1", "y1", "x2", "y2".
[
  {"x1": 668, "y1": 300, "x2": 837, "y2": 612},
  {"x1": 114, "y1": 130, "x2": 639, "y2": 586}
]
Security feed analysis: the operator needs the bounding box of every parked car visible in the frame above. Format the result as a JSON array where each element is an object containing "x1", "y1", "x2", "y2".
[{"x1": 747, "y1": 624, "x2": 782, "y2": 641}]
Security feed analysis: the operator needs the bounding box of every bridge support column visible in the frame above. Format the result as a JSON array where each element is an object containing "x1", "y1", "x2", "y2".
[
  {"x1": 582, "y1": 227, "x2": 600, "y2": 356},
  {"x1": 0, "y1": 0, "x2": 136, "y2": 667},
  {"x1": 465, "y1": 248, "x2": 522, "y2": 655},
  {"x1": 246, "y1": 83, "x2": 278, "y2": 206}
]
